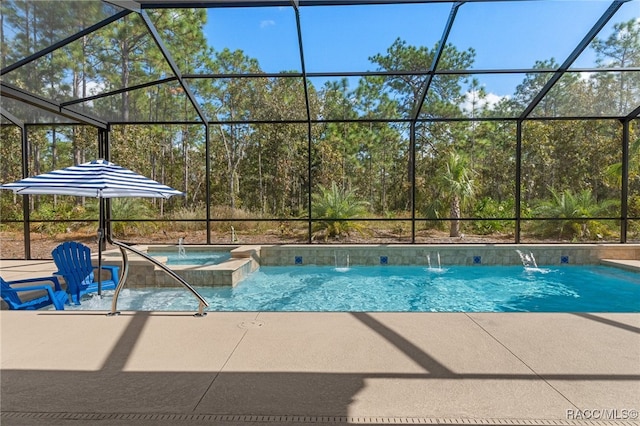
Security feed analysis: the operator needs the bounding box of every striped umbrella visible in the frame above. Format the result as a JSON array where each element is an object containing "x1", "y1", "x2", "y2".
[
  {"x1": 0, "y1": 159, "x2": 183, "y2": 199},
  {"x1": 1, "y1": 159, "x2": 184, "y2": 296}
]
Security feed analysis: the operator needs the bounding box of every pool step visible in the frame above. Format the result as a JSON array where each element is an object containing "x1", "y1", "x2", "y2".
[
  {"x1": 102, "y1": 245, "x2": 261, "y2": 288},
  {"x1": 153, "y1": 257, "x2": 257, "y2": 287}
]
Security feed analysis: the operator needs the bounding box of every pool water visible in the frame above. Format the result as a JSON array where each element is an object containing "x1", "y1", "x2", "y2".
[
  {"x1": 66, "y1": 265, "x2": 640, "y2": 312},
  {"x1": 150, "y1": 251, "x2": 231, "y2": 266}
]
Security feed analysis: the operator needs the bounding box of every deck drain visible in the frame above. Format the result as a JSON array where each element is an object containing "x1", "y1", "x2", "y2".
[
  {"x1": 238, "y1": 320, "x2": 264, "y2": 329},
  {"x1": 3, "y1": 412, "x2": 639, "y2": 425}
]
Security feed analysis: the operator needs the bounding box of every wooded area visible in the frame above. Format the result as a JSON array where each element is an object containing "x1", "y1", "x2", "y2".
[{"x1": 1, "y1": 2, "x2": 638, "y2": 256}]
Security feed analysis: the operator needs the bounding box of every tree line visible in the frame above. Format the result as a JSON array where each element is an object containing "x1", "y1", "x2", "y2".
[{"x1": 1, "y1": 4, "x2": 638, "y2": 242}]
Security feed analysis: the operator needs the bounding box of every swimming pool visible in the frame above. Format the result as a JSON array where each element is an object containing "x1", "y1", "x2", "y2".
[
  {"x1": 64, "y1": 265, "x2": 640, "y2": 313},
  {"x1": 149, "y1": 250, "x2": 231, "y2": 266}
]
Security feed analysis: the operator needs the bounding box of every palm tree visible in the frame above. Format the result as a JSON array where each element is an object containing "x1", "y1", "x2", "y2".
[{"x1": 437, "y1": 152, "x2": 475, "y2": 237}]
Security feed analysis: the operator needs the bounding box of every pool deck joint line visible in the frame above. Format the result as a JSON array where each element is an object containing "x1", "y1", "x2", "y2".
[{"x1": 463, "y1": 313, "x2": 579, "y2": 410}]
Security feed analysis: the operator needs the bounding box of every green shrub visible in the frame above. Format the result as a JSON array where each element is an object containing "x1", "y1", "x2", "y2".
[
  {"x1": 471, "y1": 197, "x2": 514, "y2": 235},
  {"x1": 310, "y1": 182, "x2": 369, "y2": 241},
  {"x1": 531, "y1": 188, "x2": 619, "y2": 240},
  {"x1": 30, "y1": 201, "x2": 77, "y2": 235},
  {"x1": 107, "y1": 198, "x2": 158, "y2": 238},
  {"x1": 421, "y1": 198, "x2": 448, "y2": 231},
  {"x1": 0, "y1": 194, "x2": 23, "y2": 222}
]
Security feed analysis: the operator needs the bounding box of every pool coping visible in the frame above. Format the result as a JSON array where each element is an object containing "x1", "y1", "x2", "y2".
[
  {"x1": 600, "y1": 259, "x2": 640, "y2": 272},
  {"x1": 96, "y1": 243, "x2": 640, "y2": 289}
]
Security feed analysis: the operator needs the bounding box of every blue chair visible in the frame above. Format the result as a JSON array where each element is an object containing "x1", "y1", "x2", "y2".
[
  {"x1": 1, "y1": 275, "x2": 68, "y2": 310},
  {"x1": 52, "y1": 241, "x2": 120, "y2": 305}
]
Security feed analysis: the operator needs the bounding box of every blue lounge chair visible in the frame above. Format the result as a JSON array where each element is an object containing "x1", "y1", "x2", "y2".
[
  {"x1": 52, "y1": 241, "x2": 120, "y2": 305},
  {"x1": 1, "y1": 275, "x2": 68, "y2": 310}
]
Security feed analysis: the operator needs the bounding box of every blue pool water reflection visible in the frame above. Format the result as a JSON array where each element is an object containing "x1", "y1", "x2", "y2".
[{"x1": 67, "y1": 265, "x2": 640, "y2": 313}]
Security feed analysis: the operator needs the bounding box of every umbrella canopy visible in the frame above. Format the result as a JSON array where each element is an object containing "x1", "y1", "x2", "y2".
[
  {"x1": 0, "y1": 159, "x2": 184, "y2": 199},
  {"x1": 1, "y1": 159, "x2": 184, "y2": 298}
]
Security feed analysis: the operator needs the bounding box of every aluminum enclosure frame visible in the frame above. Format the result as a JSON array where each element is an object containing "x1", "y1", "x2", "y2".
[{"x1": 1, "y1": 0, "x2": 638, "y2": 257}]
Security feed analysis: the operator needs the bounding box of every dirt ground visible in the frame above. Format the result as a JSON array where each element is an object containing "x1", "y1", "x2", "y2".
[{"x1": 0, "y1": 227, "x2": 518, "y2": 260}]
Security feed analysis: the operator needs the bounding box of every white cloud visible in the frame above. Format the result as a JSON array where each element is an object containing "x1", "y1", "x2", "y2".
[
  {"x1": 70, "y1": 80, "x2": 106, "y2": 108},
  {"x1": 260, "y1": 20, "x2": 275, "y2": 29},
  {"x1": 461, "y1": 90, "x2": 508, "y2": 114},
  {"x1": 86, "y1": 80, "x2": 106, "y2": 96},
  {"x1": 578, "y1": 72, "x2": 594, "y2": 82}
]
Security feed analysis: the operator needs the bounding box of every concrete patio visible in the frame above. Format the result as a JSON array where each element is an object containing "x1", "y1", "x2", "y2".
[{"x1": 1, "y1": 261, "x2": 639, "y2": 425}]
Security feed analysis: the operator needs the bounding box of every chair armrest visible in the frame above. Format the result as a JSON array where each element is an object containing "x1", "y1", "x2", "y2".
[
  {"x1": 91, "y1": 265, "x2": 121, "y2": 284},
  {"x1": 5, "y1": 276, "x2": 63, "y2": 292},
  {"x1": 100, "y1": 265, "x2": 120, "y2": 273},
  {"x1": 9, "y1": 285, "x2": 58, "y2": 299},
  {"x1": 102, "y1": 265, "x2": 120, "y2": 285},
  {"x1": 8, "y1": 285, "x2": 67, "y2": 309},
  {"x1": 9, "y1": 284, "x2": 54, "y2": 293}
]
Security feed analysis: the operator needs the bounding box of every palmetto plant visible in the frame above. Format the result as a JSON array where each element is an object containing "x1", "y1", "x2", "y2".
[
  {"x1": 311, "y1": 182, "x2": 369, "y2": 241},
  {"x1": 533, "y1": 188, "x2": 618, "y2": 239},
  {"x1": 438, "y1": 152, "x2": 475, "y2": 237},
  {"x1": 107, "y1": 198, "x2": 158, "y2": 238}
]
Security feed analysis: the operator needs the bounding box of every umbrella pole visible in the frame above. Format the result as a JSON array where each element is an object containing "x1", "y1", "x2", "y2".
[{"x1": 97, "y1": 198, "x2": 104, "y2": 298}]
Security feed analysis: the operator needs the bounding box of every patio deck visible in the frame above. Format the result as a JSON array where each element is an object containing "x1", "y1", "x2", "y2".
[{"x1": 1, "y1": 260, "x2": 639, "y2": 425}]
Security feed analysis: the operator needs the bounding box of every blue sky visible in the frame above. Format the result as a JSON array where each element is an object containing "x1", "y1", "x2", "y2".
[{"x1": 203, "y1": 1, "x2": 638, "y2": 98}]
